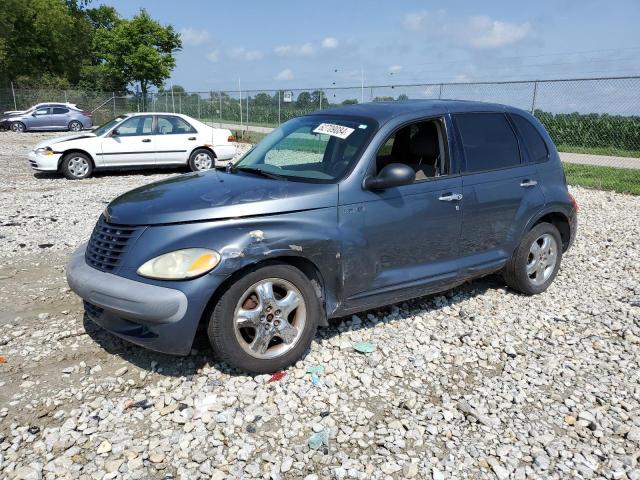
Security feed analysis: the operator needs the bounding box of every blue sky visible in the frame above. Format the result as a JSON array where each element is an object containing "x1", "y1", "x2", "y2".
[{"x1": 106, "y1": 0, "x2": 640, "y2": 92}]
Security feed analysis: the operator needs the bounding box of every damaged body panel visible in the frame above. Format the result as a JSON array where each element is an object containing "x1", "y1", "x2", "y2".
[{"x1": 67, "y1": 100, "x2": 577, "y2": 371}]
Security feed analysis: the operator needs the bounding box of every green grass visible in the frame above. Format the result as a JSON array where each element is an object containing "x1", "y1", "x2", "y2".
[
  {"x1": 564, "y1": 163, "x2": 640, "y2": 195},
  {"x1": 557, "y1": 144, "x2": 640, "y2": 158}
]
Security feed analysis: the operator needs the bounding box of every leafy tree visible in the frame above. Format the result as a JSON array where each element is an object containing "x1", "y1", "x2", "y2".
[
  {"x1": 342, "y1": 99, "x2": 358, "y2": 105},
  {"x1": 296, "y1": 92, "x2": 312, "y2": 108},
  {"x1": 253, "y1": 93, "x2": 272, "y2": 106},
  {"x1": 397, "y1": 94, "x2": 409, "y2": 101},
  {"x1": 85, "y1": 4, "x2": 119, "y2": 30},
  {"x1": 92, "y1": 9, "x2": 181, "y2": 101},
  {"x1": 0, "y1": 0, "x2": 93, "y2": 86}
]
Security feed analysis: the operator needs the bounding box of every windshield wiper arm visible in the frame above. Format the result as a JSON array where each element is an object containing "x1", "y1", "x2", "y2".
[{"x1": 233, "y1": 166, "x2": 285, "y2": 180}]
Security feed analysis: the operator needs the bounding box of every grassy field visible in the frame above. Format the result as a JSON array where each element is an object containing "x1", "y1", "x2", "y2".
[{"x1": 564, "y1": 163, "x2": 640, "y2": 195}]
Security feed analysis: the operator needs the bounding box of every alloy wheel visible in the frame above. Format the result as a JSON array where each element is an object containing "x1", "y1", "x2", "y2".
[
  {"x1": 526, "y1": 233, "x2": 558, "y2": 285},
  {"x1": 233, "y1": 278, "x2": 306, "y2": 359}
]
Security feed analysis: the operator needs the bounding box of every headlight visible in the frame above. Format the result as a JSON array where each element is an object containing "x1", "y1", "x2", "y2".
[
  {"x1": 35, "y1": 147, "x2": 53, "y2": 156},
  {"x1": 137, "y1": 248, "x2": 220, "y2": 280}
]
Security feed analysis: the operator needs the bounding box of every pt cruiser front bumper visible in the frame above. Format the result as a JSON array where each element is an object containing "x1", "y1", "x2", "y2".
[{"x1": 66, "y1": 244, "x2": 204, "y2": 355}]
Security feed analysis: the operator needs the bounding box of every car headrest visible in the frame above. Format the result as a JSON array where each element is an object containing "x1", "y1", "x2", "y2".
[{"x1": 409, "y1": 124, "x2": 439, "y2": 159}]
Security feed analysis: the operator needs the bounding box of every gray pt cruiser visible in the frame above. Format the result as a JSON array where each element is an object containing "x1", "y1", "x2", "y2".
[{"x1": 67, "y1": 100, "x2": 577, "y2": 373}]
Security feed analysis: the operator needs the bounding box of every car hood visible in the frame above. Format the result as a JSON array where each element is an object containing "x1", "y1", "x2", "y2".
[
  {"x1": 33, "y1": 133, "x2": 97, "y2": 150},
  {"x1": 105, "y1": 170, "x2": 338, "y2": 225}
]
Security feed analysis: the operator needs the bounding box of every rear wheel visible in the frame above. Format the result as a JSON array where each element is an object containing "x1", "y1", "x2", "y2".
[
  {"x1": 61, "y1": 152, "x2": 93, "y2": 180},
  {"x1": 503, "y1": 222, "x2": 563, "y2": 295},
  {"x1": 68, "y1": 120, "x2": 83, "y2": 132},
  {"x1": 188, "y1": 148, "x2": 214, "y2": 171},
  {"x1": 207, "y1": 264, "x2": 320, "y2": 373},
  {"x1": 10, "y1": 122, "x2": 26, "y2": 132}
]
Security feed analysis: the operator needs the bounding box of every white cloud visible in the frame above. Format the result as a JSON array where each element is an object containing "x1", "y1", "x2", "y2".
[
  {"x1": 389, "y1": 65, "x2": 403, "y2": 74},
  {"x1": 463, "y1": 16, "x2": 531, "y2": 49},
  {"x1": 228, "y1": 47, "x2": 263, "y2": 61},
  {"x1": 274, "y1": 43, "x2": 314, "y2": 57},
  {"x1": 403, "y1": 10, "x2": 531, "y2": 49},
  {"x1": 321, "y1": 37, "x2": 339, "y2": 49},
  {"x1": 180, "y1": 27, "x2": 210, "y2": 46},
  {"x1": 207, "y1": 50, "x2": 219, "y2": 63},
  {"x1": 275, "y1": 68, "x2": 294, "y2": 81}
]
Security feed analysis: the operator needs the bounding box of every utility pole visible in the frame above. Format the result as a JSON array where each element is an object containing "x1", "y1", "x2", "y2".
[
  {"x1": 238, "y1": 79, "x2": 243, "y2": 139},
  {"x1": 361, "y1": 67, "x2": 364, "y2": 104}
]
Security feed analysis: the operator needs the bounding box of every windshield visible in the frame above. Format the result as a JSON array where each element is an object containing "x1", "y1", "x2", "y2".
[
  {"x1": 93, "y1": 116, "x2": 127, "y2": 136},
  {"x1": 233, "y1": 115, "x2": 376, "y2": 182}
]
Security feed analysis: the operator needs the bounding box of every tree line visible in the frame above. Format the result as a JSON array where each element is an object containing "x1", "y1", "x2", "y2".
[{"x1": 0, "y1": 0, "x2": 181, "y2": 99}]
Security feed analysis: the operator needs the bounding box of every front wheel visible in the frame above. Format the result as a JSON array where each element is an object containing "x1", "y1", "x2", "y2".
[
  {"x1": 188, "y1": 148, "x2": 214, "y2": 171},
  {"x1": 61, "y1": 152, "x2": 93, "y2": 180},
  {"x1": 11, "y1": 122, "x2": 26, "y2": 132},
  {"x1": 503, "y1": 222, "x2": 563, "y2": 295},
  {"x1": 207, "y1": 264, "x2": 320, "y2": 373}
]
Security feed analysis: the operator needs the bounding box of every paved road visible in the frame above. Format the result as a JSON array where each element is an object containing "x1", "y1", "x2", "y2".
[
  {"x1": 559, "y1": 152, "x2": 639, "y2": 170},
  {"x1": 215, "y1": 122, "x2": 640, "y2": 170}
]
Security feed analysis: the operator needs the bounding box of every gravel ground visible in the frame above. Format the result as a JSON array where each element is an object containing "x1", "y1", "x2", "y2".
[{"x1": 1, "y1": 130, "x2": 640, "y2": 480}]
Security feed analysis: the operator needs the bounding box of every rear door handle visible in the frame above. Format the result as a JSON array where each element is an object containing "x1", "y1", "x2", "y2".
[
  {"x1": 188, "y1": 137, "x2": 196, "y2": 140},
  {"x1": 520, "y1": 179, "x2": 538, "y2": 187},
  {"x1": 141, "y1": 138, "x2": 151, "y2": 143},
  {"x1": 438, "y1": 193, "x2": 463, "y2": 202}
]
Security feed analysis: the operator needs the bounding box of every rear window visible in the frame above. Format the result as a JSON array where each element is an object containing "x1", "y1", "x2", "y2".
[
  {"x1": 454, "y1": 113, "x2": 521, "y2": 173},
  {"x1": 510, "y1": 114, "x2": 549, "y2": 163}
]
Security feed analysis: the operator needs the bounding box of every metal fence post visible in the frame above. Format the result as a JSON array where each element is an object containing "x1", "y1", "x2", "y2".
[
  {"x1": 278, "y1": 90, "x2": 281, "y2": 125},
  {"x1": 530, "y1": 81, "x2": 539, "y2": 115},
  {"x1": 197, "y1": 95, "x2": 201, "y2": 119},
  {"x1": 438, "y1": 84, "x2": 443, "y2": 99},
  {"x1": 219, "y1": 91, "x2": 222, "y2": 125},
  {"x1": 112, "y1": 92, "x2": 116, "y2": 116}
]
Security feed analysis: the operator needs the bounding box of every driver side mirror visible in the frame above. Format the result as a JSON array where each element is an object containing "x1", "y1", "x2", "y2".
[
  {"x1": 111, "y1": 129, "x2": 120, "y2": 136},
  {"x1": 363, "y1": 163, "x2": 415, "y2": 190}
]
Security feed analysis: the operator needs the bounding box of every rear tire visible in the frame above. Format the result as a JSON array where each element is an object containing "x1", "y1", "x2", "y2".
[
  {"x1": 207, "y1": 264, "x2": 320, "y2": 374},
  {"x1": 61, "y1": 152, "x2": 93, "y2": 180},
  {"x1": 188, "y1": 148, "x2": 215, "y2": 171},
  {"x1": 11, "y1": 122, "x2": 26, "y2": 132},
  {"x1": 503, "y1": 222, "x2": 563, "y2": 295},
  {"x1": 68, "y1": 120, "x2": 83, "y2": 132}
]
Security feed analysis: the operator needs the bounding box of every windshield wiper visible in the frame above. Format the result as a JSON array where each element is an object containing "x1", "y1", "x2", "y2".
[{"x1": 232, "y1": 166, "x2": 285, "y2": 180}]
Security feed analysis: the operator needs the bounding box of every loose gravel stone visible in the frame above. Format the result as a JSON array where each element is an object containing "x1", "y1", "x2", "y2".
[{"x1": 0, "y1": 130, "x2": 639, "y2": 479}]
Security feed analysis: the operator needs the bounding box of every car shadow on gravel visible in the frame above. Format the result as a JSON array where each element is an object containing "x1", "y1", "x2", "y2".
[
  {"x1": 83, "y1": 274, "x2": 506, "y2": 377},
  {"x1": 34, "y1": 167, "x2": 189, "y2": 180}
]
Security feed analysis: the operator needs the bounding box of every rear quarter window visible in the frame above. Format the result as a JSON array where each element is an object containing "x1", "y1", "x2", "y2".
[
  {"x1": 510, "y1": 114, "x2": 549, "y2": 163},
  {"x1": 454, "y1": 112, "x2": 521, "y2": 173}
]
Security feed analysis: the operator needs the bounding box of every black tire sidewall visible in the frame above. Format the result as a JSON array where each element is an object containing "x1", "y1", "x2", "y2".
[
  {"x1": 208, "y1": 264, "x2": 320, "y2": 374},
  {"x1": 61, "y1": 152, "x2": 93, "y2": 180},
  {"x1": 513, "y1": 222, "x2": 563, "y2": 295},
  {"x1": 188, "y1": 148, "x2": 214, "y2": 171}
]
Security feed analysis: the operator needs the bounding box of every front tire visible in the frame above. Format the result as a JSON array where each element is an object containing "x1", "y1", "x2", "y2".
[
  {"x1": 207, "y1": 264, "x2": 320, "y2": 374},
  {"x1": 68, "y1": 121, "x2": 83, "y2": 132},
  {"x1": 11, "y1": 122, "x2": 26, "y2": 132},
  {"x1": 61, "y1": 152, "x2": 93, "y2": 180},
  {"x1": 503, "y1": 222, "x2": 563, "y2": 295},
  {"x1": 188, "y1": 148, "x2": 214, "y2": 171}
]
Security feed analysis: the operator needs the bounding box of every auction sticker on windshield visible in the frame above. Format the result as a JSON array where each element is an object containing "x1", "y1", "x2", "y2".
[{"x1": 313, "y1": 123, "x2": 354, "y2": 139}]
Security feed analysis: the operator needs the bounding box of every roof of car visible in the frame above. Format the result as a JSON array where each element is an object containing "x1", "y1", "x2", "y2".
[{"x1": 310, "y1": 99, "x2": 526, "y2": 124}]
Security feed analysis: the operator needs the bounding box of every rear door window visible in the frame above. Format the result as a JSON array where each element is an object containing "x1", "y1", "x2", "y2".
[
  {"x1": 156, "y1": 116, "x2": 196, "y2": 134},
  {"x1": 52, "y1": 107, "x2": 69, "y2": 115},
  {"x1": 454, "y1": 113, "x2": 521, "y2": 173},
  {"x1": 510, "y1": 114, "x2": 549, "y2": 163}
]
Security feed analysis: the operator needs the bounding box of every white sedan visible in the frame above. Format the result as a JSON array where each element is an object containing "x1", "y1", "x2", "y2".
[{"x1": 28, "y1": 113, "x2": 237, "y2": 179}]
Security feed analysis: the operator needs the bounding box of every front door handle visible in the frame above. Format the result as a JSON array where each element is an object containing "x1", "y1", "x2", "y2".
[
  {"x1": 438, "y1": 193, "x2": 463, "y2": 202},
  {"x1": 520, "y1": 179, "x2": 538, "y2": 187},
  {"x1": 141, "y1": 138, "x2": 151, "y2": 143},
  {"x1": 188, "y1": 136, "x2": 196, "y2": 140}
]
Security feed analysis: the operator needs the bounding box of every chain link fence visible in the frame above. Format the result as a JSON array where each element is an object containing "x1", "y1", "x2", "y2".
[{"x1": 1, "y1": 76, "x2": 639, "y2": 193}]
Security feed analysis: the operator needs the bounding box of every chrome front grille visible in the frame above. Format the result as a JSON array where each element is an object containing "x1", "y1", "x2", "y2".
[{"x1": 85, "y1": 215, "x2": 140, "y2": 273}]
